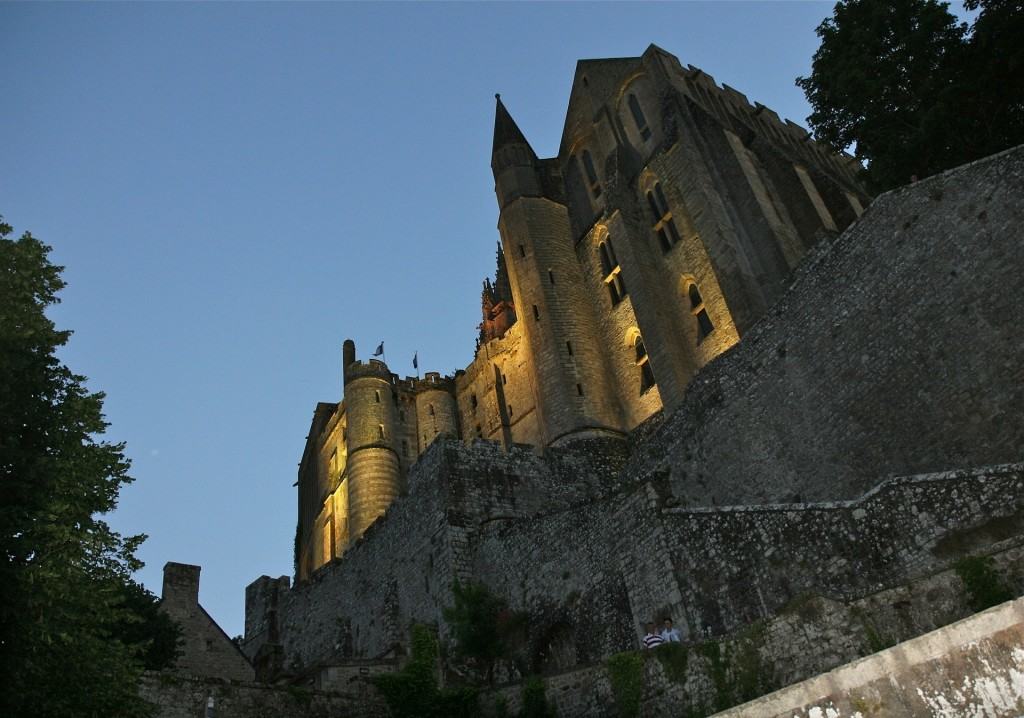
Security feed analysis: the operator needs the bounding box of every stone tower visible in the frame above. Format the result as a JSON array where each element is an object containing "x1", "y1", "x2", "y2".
[
  {"x1": 341, "y1": 340, "x2": 402, "y2": 542},
  {"x1": 491, "y1": 95, "x2": 626, "y2": 446}
]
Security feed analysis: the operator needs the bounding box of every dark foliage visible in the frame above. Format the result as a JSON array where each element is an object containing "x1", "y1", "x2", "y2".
[
  {"x1": 371, "y1": 624, "x2": 478, "y2": 718},
  {"x1": 798, "y1": 0, "x2": 1024, "y2": 192},
  {"x1": 0, "y1": 218, "x2": 174, "y2": 717},
  {"x1": 443, "y1": 580, "x2": 527, "y2": 682}
]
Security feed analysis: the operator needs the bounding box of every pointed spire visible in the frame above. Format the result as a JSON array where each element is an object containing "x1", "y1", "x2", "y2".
[{"x1": 492, "y1": 94, "x2": 537, "y2": 174}]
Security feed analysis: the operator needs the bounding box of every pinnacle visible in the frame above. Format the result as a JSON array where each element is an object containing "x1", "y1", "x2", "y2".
[{"x1": 492, "y1": 94, "x2": 536, "y2": 160}]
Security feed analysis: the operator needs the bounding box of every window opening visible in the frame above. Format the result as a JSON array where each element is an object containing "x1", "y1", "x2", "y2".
[
  {"x1": 688, "y1": 283, "x2": 715, "y2": 341},
  {"x1": 428, "y1": 404, "x2": 435, "y2": 416},
  {"x1": 566, "y1": 341, "x2": 573, "y2": 356},
  {"x1": 471, "y1": 394, "x2": 478, "y2": 410},
  {"x1": 634, "y1": 336, "x2": 656, "y2": 394},
  {"x1": 374, "y1": 390, "x2": 381, "y2": 403},
  {"x1": 548, "y1": 270, "x2": 555, "y2": 285},
  {"x1": 646, "y1": 182, "x2": 681, "y2": 252},
  {"x1": 598, "y1": 239, "x2": 627, "y2": 306},
  {"x1": 581, "y1": 150, "x2": 602, "y2": 198},
  {"x1": 628, "y1": 94, "x2": 652, "y2": 140},
  {"x1": 378, "y1": 424, "x2": 385, "y2": 439},
  {"x1": 532, "y1": 305, "x2": 540, "y2": 320},
  {"x1": 577, "y1": 383, "x2": 584, "y2": 396},
  {"x1": 518, "y1": 244, "x2": 526, "y2": 258}
]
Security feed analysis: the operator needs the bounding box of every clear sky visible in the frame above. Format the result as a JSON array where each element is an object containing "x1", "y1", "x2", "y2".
[{"x1": 4, "y1": 0, "x2": 870, "y2": 638}]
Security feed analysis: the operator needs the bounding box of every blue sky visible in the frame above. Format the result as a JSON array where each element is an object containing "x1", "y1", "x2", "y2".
[{"x1": 3, "y1": 1, "x2": 878, "y2": 637}]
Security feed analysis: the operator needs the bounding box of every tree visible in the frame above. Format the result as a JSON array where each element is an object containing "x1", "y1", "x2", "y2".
[
  {"x1": 797, "y1": 0, "x2": 1024, "y2": 192},
  {"x1": 960, "y1": 0, "x2": 1024, "y2": 156},
  {"x1": 443, "y1": 581, "x2": 526, "y2": 684},
  {"x1": 0, "y1": 218, "x2": 176, "y2": 717}
]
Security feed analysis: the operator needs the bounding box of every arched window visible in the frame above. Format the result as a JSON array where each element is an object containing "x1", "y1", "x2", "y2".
[
  {"x1": 688, "y1": 283, "x2": 715, "y2": 341},
  {"x1": 628, "y1": 94, "x2": 651, "y2": 140},
  {"x1": 581, "y1": 150, "x2": 602, "y2": 198},
  {"x1": 634, "y1": 335, "x2": 655, "y2": 394},
  {"x1": 598, "y1": 239, "x2": 627, "y2": 306},
  {"x1": 646, "y1": 182, "x2": 681, "y2": 252},
  {"x1": 374, "y1": 390, "x2": 381, "y2": 403}
]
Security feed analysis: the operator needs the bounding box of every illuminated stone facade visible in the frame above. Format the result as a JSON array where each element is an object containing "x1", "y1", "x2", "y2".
[{"x1": 294, "y1": 45, "x2": 869, "y2": 581}]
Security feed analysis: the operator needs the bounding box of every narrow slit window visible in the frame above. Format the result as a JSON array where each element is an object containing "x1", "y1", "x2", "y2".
[
  {"x1": 577, "y1": 383, "x2": 584, "y2": 396},
  {"x1": 532, "y1": 305, "x2": 540, "y2": 320},
  {"x1": 688, "y1": 283, "x2": 715, "y2": 341},
  {"x1": 548, "y1": 270, "x2": 555, "y2": 285},
  {"x1": 628, "y1": 94, "x2": 652, "y2": 140},
  {"x1": 378, "y1": 424, "x2": 385, "y2": 439},
  {"x1": 470, "y1": 394, "x2": 478, "y2": 410},
  {"x1": 428, "y1": 404, "x2": 435, "y2": 416},
  {"x1": 634, "y1": 336, "x2": 656, "y2": 394},
  {"x1": 518, "y1": 244, "x2": 526, "y2": 258},
  {"x1": 598, "y1": 239, "x2": 627, "y2": 306},
  {"x1": 566, "y1": 341, "x2": 573, "y2": 356},
  {"x1": 374, "y1": 390, "x2": 381, "y2": 403},
  {"x1": 647, "y1": 182, "x2": 681, "y2": 252}
]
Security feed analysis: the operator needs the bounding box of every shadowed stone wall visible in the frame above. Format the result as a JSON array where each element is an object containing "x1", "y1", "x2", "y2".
[{"x1": 624, "y1": 146, "x2": 1024, "y2": 506}]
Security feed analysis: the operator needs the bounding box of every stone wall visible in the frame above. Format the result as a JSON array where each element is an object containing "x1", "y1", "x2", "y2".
[
  {"x1": 716, "y1": 596, "x2": 1024, "y2": 718},
  {"x1": 138, "y1": 673, "x2": 381, "y2": 718},
  {"x1": 243, "y1": 437, "x2": 629, "y2": 674},
  {"x1": 471, "y1": 463, "x2": 1024, "y2": 673},
  {"x1": 478, "y1": 549, "x2": 1024, "y2": 717},
  {"x1": 624, "y1": 146, "x2": 1024, "y2": 506}
]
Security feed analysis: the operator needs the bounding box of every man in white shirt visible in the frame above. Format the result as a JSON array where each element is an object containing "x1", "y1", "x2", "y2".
[{"x1": 660, "y1": 617, "x2": 682, "y2": 643}]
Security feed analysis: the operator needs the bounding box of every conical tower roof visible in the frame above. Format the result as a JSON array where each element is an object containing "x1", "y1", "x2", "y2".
[{"x1": 491, "y1": 94, "x2": 537, "y2": 173}]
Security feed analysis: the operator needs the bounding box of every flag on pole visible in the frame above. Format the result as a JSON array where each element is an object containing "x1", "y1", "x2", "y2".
[
  {"x1": 373, "y1": 342, "x2": 384, "y2": 357},
  {"x1": 412, "y1": 352, "x2": 418, "y2": 370}
]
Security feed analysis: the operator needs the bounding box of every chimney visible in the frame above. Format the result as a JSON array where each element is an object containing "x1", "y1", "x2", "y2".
[{"x1": 162, "y1": 562, "x2": 201, "y2": 607}]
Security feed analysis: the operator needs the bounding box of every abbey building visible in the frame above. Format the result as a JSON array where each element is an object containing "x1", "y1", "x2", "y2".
[{"x1": 295, "y1": 44, "x2": 870, "y2": 581}]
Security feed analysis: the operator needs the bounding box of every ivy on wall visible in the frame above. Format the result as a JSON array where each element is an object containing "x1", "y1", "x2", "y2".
[
  {"x1": 955, "y1": 555, "x2": 1014, "y2": 612},
  {"x1": 606, "y1": 652, "x2": 644, "y2": 718},
  {"x1": 371, "y1": 625, "x2": 478, "y2": 718}
]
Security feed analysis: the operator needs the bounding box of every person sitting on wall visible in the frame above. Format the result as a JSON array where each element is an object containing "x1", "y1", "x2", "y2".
[
  {"x1": 660, "y1": 617, "x2": 682, "y2": 643},
  {"x1": 642, "y1": 622, "x2": 664, "y2": 649}
]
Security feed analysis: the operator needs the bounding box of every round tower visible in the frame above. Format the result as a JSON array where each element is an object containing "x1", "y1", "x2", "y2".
[
  {"x1": 492, "y1": 95, "x2": 626, "y2": 446},
  {"x1": 343, "y1": 345, "x2": 401, "y2": 542},
  {"x1": 415, "y1": 373, "x2": 458, "y2": 452}
]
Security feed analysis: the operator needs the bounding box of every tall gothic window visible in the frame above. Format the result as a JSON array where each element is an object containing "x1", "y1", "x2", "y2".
[
  {"x1": 598, "y1": 239, "x2": 627, "y2": 306},
  {"x1": 646, "y1": 182, "x2": 681, "y2": 252},
  {"x1": 628, "y1": 94, "x2": 651, "y2": 140},
  {"x1": 634, "y1": 335, "x2": 656, "y2": 394},
  {"x1": 581, "y1": 150, "x2": 602, "y2": 198},
  {"x1": 688, "y1": 283, "x2": 715, "y2": 341}
]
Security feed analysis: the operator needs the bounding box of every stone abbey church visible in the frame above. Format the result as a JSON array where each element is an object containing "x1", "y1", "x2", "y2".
[
  {"x1": 152, "y1": 45, "x2": 1024, "y2": 717},
  {"x1": 294, "y1": 45, "x2": 870, "y2": 580}
]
